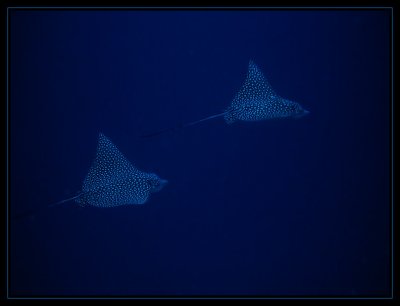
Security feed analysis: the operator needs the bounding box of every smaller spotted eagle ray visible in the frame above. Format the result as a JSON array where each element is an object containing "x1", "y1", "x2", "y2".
[
  {"x1": 142, "y1": 60, "x2": 309, "y2": 137},
  {"x1": 14, "y1": 133, "x2": 167, "y2": 219}
]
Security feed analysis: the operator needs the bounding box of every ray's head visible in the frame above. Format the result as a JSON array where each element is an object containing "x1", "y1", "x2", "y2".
[
  {"x1": 284, "y1": 99, "x2": 310, "y2": 119},
  {"x1": 146, "y1": 173, "x2": 168, "y2": 193}
]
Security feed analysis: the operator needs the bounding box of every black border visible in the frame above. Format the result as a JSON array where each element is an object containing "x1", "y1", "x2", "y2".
[{"x1": 2, "y1": 2, "x2": 397, "y2": 301}]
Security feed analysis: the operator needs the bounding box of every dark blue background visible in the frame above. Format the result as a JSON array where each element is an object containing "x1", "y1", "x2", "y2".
[{"x1": 9, "y1": 9, "x2": 391, "y2": 297}]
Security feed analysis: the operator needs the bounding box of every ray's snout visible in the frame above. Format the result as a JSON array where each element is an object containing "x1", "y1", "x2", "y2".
[
  {"x1": 156, "y1": 178, "x2": 168, "y2": 192},
  {"x1": 149, "y1": 177, "x2": 168, "y2": 193},
  {"x1": 160, "y1": 179, "x2": 168, "y2": 187},
  {"x1": 298, "y1": 106, "x2": 310, "y2": 117},
  {"x1": 292, "y1": 106, "x2": 310, "y2": 119}
]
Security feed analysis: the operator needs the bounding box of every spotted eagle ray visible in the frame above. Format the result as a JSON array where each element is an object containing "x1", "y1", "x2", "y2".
[
  {"x1": 14, "y1": 133, "x2": 167, "y2": 219},
  {"x1": 142, "y1": 60, "x2": 309, "y2": 137}
]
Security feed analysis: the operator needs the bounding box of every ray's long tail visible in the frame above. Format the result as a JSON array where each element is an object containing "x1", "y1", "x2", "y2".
[
  {"x1": 141, "y1": 111, "x2": 228, "y2": 138},
  {"x1": 48, "y1": 193, "x2": 82, "y2": 208},
  {"x1": 12, "y1": 193, "x2": 83, "y2": 220}
]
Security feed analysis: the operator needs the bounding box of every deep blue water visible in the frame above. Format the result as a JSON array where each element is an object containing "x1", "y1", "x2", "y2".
[{"x1": 9, "y1": 9, "x2": 391, "y2": 297}]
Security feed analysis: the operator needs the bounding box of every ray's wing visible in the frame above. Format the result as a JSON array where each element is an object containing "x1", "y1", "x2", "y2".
[
  {"x1": 231, "y1": 60, "x2": 277, "y2": 109},
  {"x1": 82, "y1": 133, "x2": 138, "y2": 192}
]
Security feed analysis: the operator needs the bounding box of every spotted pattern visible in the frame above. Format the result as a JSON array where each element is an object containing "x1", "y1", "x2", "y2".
[
  {"x1": 224, "y1": 60, "x2": 308, "y2": 123},
  {"x1": 75, "y1": 133, "x2": 167, "y2": 207}
]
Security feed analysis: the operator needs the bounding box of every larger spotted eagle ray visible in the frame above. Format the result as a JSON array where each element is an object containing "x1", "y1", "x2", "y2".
[
  {"x1": 142, "y1": 60, "x2": 309, "y2": 137},
  {"x1": 14, "y1": 133, "x2": 167, "y2": 219}
]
